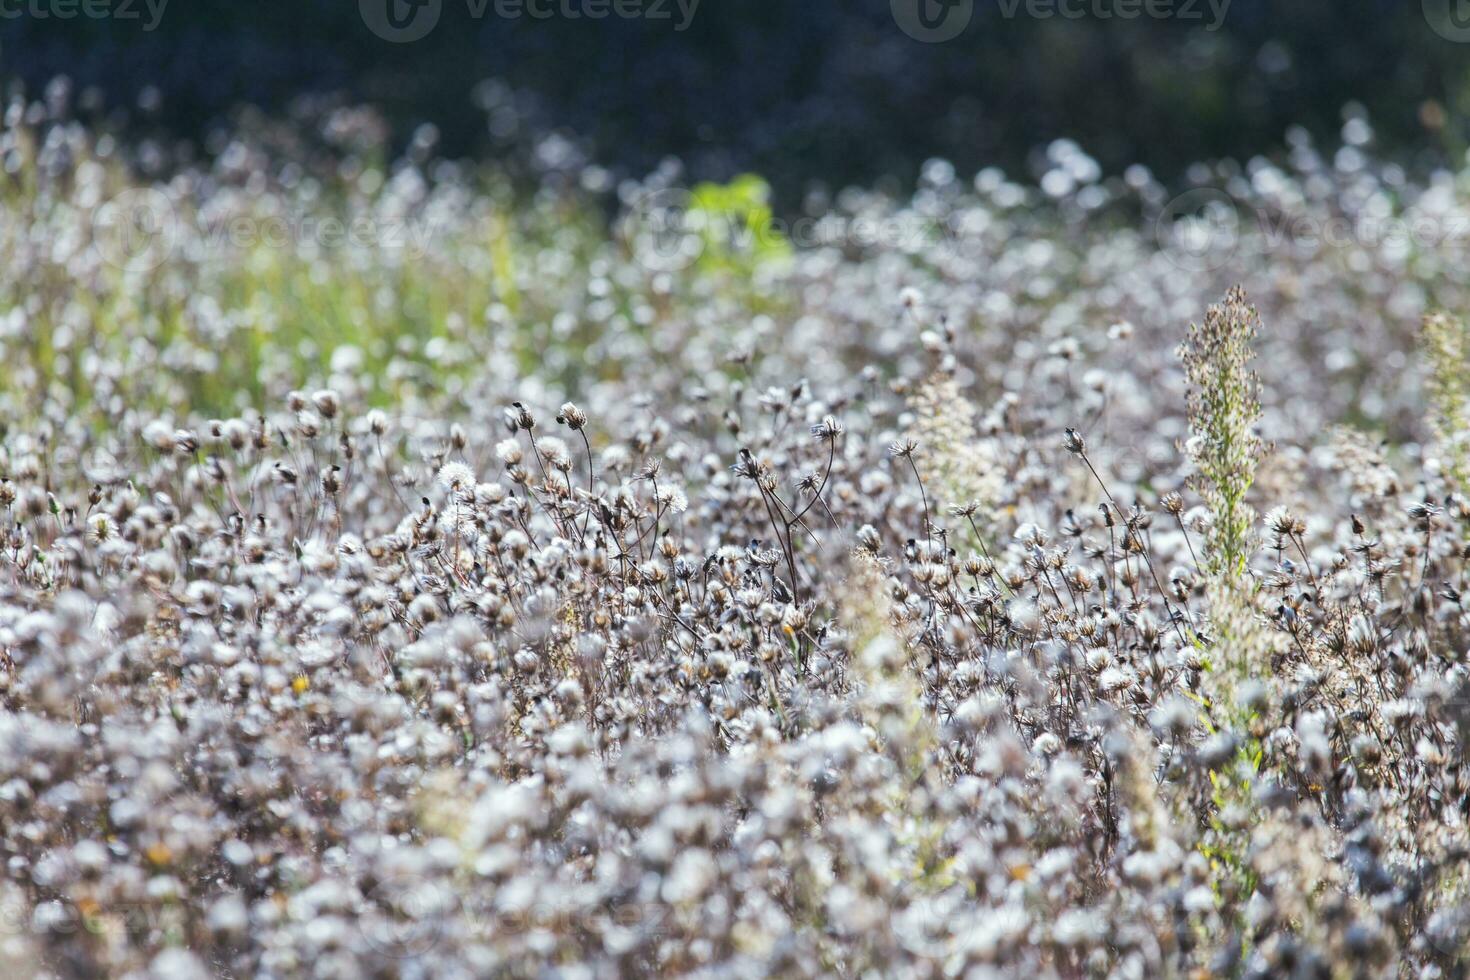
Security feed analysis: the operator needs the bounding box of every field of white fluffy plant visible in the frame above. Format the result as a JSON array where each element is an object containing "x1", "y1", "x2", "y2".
[{"x1": 4, "y1": 87, "x2": 1470, "y2": 978}]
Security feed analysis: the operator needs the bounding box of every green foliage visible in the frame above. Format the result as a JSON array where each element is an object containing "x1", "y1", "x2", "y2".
[
  {"x1": 1178, "y1": 291, "x2": 1284, "y2": 952},
  {"x1": 687, "y1": 174, "x2": 792, "y2": 274},
  {"x1": 0, "y1": 145, "x2": 617, "y2": 418},
  {"x1": 1179, "y1": 286, "x2": 1265, "y2": 582},
  {"x1": 1423, "y1": 312, "x2": 1470, "y2": 489}
]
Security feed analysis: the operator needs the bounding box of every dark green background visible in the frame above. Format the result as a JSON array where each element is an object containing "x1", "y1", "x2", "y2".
[{"x1": 2, "y1": 1, "x2": 1465, "y2": 198}]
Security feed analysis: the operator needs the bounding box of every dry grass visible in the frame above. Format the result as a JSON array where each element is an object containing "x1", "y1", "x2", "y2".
[{"x1": 3, "y1": 94, "x2": 1470, "y2": 977}]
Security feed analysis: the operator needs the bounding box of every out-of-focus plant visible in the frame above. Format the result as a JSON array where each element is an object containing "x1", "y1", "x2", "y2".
[
  {"x1": 688, "y1": 174, "x2": 792, "y2": 273},
  {"x1": 1423, "y1": 312, "x2": 1470, "y2": 489}
]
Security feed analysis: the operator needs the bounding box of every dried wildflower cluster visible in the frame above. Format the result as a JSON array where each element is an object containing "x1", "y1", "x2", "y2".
[
  {"x1": 1423, "y1": 313, "x2": 1470, "y2": 492},
  {"x1": 4, "y1": 90, "x2": 1470, "y2": 977}
]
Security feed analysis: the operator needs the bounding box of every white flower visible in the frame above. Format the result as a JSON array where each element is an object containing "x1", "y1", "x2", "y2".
[
  {"x1": 437, "y1": 462, "x2": 475, "y2": 492},
  {"x1": 143, "y1": 420, "x2": 176, "y2": 452},
  {"x1": 537, "y1": 436, "x2": 571, "y2": 470},
  {"x1": 656, "y1": 482, "x2": 688, "y2": 513},
  {"x1": 85, "y1": 512, "x2": 114, "y2": 544},
  {"x1": 495, "y1": 439, "x2": 523, "y2": 466},
  {"x1": 1014, "y1": 522, "x2": 1048, "y2": 547}
]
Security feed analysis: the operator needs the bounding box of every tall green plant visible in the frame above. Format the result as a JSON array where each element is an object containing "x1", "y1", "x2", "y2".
[
  {"x1": 1179, "y1": 288, "x2": 1278, "y2": 951},
  {"x1": 1178, "y1": 286, "x2": 1265, "y2": 582},
  {"x1": 1423, "y1": 313, "x2": 1470, "y2": 489}
]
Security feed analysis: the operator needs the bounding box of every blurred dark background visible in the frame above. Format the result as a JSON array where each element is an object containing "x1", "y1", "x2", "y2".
[{"x1": 2, "y1": 0, "x2": 1465, "y2": 198}]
